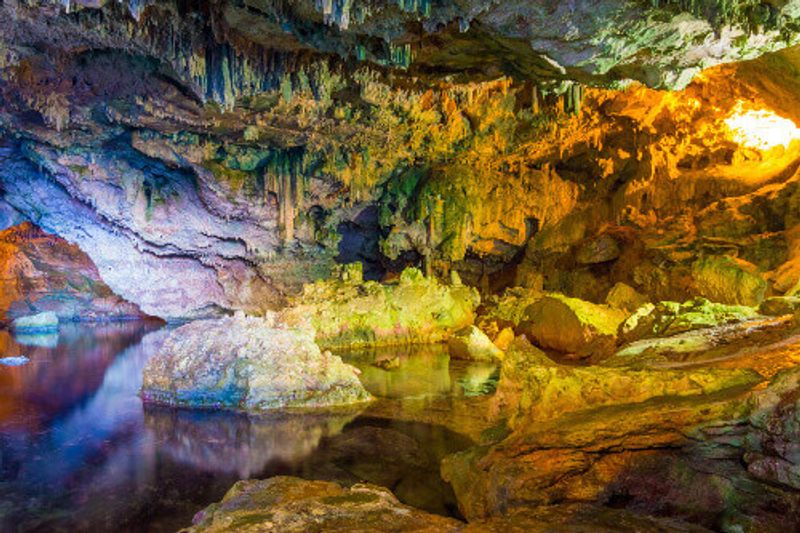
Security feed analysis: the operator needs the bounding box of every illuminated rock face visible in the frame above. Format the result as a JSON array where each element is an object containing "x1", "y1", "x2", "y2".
[
  {"x1": 281, "y1": 266, "x2": 479, "y2": 350},
  {"x1": 0, "y1": 222, "x2": 147, "y2": 324},
  {"x1": 141, "y1": 314, "x2": 373, "y2": 411},
  {"x1": 1, "y1": 1, "x2": 800, "y2": 318}
]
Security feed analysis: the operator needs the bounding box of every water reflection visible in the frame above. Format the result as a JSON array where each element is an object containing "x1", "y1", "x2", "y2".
[
  {"x1": 0, "y1": 324, "x2": 477, "y2": 532},
  {"x1": 344, "y1": 343, "x2": 499, "y2": 399},
  {"x1": 144, "y1": 406, "x2": 359, "y2": 478}
]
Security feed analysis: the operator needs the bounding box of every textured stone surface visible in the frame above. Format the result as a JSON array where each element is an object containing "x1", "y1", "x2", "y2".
[
  {"x1": 0, "y1": 222, "x2": 148, "y2": 324},
  {"x1": 520, "y1": 294, "x2": 626, "y2": 359},
  {"x1": 141, "y1": 314, "x2": 372, "y2": 411},
  {"x1": 447, "y1": 326, "x2": 503, "y2": 362},
  {"x1": 282, "y1": 267, "x2": 479, "y2": 349},
  {"x1": 187, "y1": 476, "x2": 463, "y2": 533}
]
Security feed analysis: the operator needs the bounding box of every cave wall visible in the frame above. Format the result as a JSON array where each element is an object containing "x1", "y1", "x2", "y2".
[{"x1": 3, "y1": 1, "x2": 800, "y2": 317}]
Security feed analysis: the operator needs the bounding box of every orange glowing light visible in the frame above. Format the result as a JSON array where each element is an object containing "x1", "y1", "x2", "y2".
[{"x1": 724, "y1": 102, "x2": 800, "y2": 151}]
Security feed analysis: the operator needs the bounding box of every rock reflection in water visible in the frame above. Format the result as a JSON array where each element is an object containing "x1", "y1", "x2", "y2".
[
  {"x1": 0, "y1": 324, "x2": 475, "y2": 532},
  {"x1": 144, "y1": 406, "x2": 360, "y2": 478},
  {"x1": 345, "y1": 343, "x2": 499, "y2": 399}
]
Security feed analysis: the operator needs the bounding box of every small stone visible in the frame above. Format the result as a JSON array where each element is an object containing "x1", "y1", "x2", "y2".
[
  {"x1": 0, "y1": 356, "x2": 30, "y2": 366},
  {"x1": 12, "y1": 312, "x2": 59, "y2": 333},
  {"x1": 448, "y1": 326, "x2": 503, "y2": 362}
]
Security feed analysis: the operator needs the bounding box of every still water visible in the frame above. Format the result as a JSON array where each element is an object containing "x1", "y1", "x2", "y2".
[{"x1": 0, "y1": 323, "x2": 486, "y2": 532}]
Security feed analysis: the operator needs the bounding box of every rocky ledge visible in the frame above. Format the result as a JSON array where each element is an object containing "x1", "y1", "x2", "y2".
[{"x1": 141, "y1": 314, "x2": 372, "y2": 411}]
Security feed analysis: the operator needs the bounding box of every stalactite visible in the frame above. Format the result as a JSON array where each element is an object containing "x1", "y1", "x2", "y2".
[{"x1": 263, "y1": 147, "x2": 306, "y2": 245}]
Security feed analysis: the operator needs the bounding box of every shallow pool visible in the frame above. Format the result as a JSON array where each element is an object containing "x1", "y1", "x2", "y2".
[{"x1": 0, "y1": 323, "x2": 484, "y2": 532}]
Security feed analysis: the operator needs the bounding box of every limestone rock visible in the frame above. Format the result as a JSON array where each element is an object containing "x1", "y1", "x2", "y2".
[
  {"x1": 520, "y1": 294, "x2": 627, "y2": 359},
  {"x1": 494, "y1": 337, "x2": 761, "y2": 426},
  {"x1": 605, "y1": 282, "x2": 649, "y2": 312},
  {"x1": 282, "y1": 267, "x2": 479, "y2": 350},
  {"x1": 187, "y1": 476, "x2": 462, "y2": 532},
  {"x1": 759, "y1": 296, "x2": 800, "y2": 316},
  {"x1": 744, "y1": 367, "x2": 800, "y2": 490},
  {"x1": 576, "y1": 233, "x2": 621, "y2": 265},
  {"x1": 619, "y1": 298, "x2": 759, "y2": 344},
  {"x1": 447, "y1": 326, "x2": 503, "y2": 362},
  {"x1": 0, "y1": 223, "x2": 147, "y2": 324},
  {"x1": 11, "y1": 312, "x2": 58, "y2": 333},
  {"x1": 141, "y1": 314, "x2": 372, "y2": 411},
  {"x1": 480, "y1": 287, "x2": 544, "y2": 329},
  {"x1": 692, "y1": 255, "x2": 767, "y2": 306}
]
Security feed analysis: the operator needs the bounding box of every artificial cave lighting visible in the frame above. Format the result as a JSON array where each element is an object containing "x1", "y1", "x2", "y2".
[{"x1": 724, "y1": 102, "x2": 800, "y2": 150}]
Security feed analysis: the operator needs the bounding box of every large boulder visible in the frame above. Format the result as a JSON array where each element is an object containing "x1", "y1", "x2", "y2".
[
  {"x1": 188, "y1": 476, "x2": 462, "y2": 532},
  {"x1": 692, "y1": 255, "x2": 768, "y2": 306},
  {"x1": 141, "y1": 314, "x2": 372, "y2": 411},
  {"x1": 282, "y1": 266, "x2": 479, "y2": 350},
  {"x1": 520, "y1": 294, "x2": 627, "y2": 359}
]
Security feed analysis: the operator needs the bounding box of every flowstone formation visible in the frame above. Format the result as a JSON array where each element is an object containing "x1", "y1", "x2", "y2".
[{"x1": 141, "y1": 313, "x2": 372, "y2": 411}]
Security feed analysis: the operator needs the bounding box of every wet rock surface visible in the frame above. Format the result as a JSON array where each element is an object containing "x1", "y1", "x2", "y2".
[
  {"x1": 141, "y1": 314, "x2": 372, "y2": 411},
  {"x1": 282, "y1": 267, "x2": 479, "y2": 350},
  {"x1": 187, "y1": 476, "x2": 464, "y2": 533}
]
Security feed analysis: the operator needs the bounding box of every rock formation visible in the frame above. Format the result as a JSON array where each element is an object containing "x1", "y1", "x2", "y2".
[
  {"x1": 0, "y1": 222, "x2": 148, "y2": 325},
  {"x1": 141, "y1": 313, "x2": 372, "y2": 411}
]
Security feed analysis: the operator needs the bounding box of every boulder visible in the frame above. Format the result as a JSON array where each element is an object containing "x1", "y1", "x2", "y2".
[
  {"x1": 605, "y1": 282, "x2": 649, "y2": 312},
  {"x1": 619, "y1": 298, "x2": 759, "y2": 344},
  {"x1": 447, "y1": 326, "x2": 503, "y2": 362},
  {"x1": 520, "y1": 294, "x2": 627, "y2": 359},
  {"x1": 575, "y1": 233, "x2": 621, "y2": 264},
  {"x1": 282, "y1": 267, "x2": 479, "y2": 350},
  {"x1": 692, "y1": 255, "x2": 767, "y2": 306},
  {"x1": 141, "y1": 314, "x2": 372, "y2": 411},
  {"x1": 11, "y1": 311, "x2": 59, "y2": 332},
  {"x1": 759, "y1": 296, "x2": 800, "y2": 316},
  {"x1": 188, "y1": 476, "x2": 462, "y2": 532}
]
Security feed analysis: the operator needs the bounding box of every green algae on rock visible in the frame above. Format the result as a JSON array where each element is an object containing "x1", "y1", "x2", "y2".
[
  {"x1": 619, "y1": 297, "x2": 760, "y2": 344},
  {"x1": 282, "y1": 266, "x2": 479, "y2": 350},
  {"x1": 141, "y1": 314, "x2": 372, "y2": 411},
  {"x1": 187, "y1": 476, "x2": 462, "y2": 533}
]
